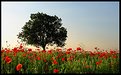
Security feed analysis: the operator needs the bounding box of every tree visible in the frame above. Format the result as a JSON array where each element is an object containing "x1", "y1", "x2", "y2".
[{"x1": 17, "y1": 12, "x2": 67, "y2": 50}]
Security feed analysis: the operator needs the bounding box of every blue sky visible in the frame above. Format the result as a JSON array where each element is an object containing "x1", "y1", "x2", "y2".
[{"x1": 1, "y1": 2, "x2": 119, "y2": 51}]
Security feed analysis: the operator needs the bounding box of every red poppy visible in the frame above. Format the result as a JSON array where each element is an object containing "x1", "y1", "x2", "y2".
[
  {"x1": 5, "y1": 56, "x2": 12, "y2": 64},
  {"x1": 48, "y1": 50, "x2": 52, "y2": 54},
  {"x1": 61, "y1": 58, "x2": 65, "y2": 61},
  {"x1": 37, "y1": 56, "x2": 41, "y2": 60},
  {"x1": 66, "y1": 51, "x2": 71, "y2": 54},
  {"x1": 53, "y1": 69, "x2": 59, "y2": 73},
  {"x1": 76, "y1": 47, "x2": 81, "y2": 51},
  {"x1": 43, "y1": 59, "x2": 46, "y2": 62},
  {"x1": 13, "y1": 47, "x2": 18, "y2": 53},
  {"x1": 42, "y1": 50, "x2": 46, "y2": 53},
  {"x1": 96, "y1": 60, "x2": 102, "y2": 65},
  {"x1": 1, "y1": 50, "x2": 5, "y2": 53},
  {"x1": 67, "y1": 48, "x2": 72, "y2": 51},
  {"x1": 96, "y1": 62, "x2": 100, "y2": 65},
  {"x1": 6, "y1": 49, "x2": 11, "y2": 54},
  {"x1": 52, "y1": 60, "x2": 58, "y2": 65},
  {"x1": 16, "y1": 64, "x2": 22, "y2": 71},
  {"x1": 28, "y1": 48, "x2": 32, "y2": 51}
]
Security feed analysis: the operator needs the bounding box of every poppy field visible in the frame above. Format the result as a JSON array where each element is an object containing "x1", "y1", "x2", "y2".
[{"x1": 1, "y1": 43, "x2": 120, "y2": 74}]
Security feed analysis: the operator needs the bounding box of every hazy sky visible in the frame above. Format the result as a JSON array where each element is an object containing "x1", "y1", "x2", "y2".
[{"x1": 1, "y1": 2, "x2": 119, "y2": 51}]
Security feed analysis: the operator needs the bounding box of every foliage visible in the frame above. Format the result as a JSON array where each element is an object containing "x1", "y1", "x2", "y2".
[{"x1": 17, "y1": 12, "x2": 67, "y2": 50}]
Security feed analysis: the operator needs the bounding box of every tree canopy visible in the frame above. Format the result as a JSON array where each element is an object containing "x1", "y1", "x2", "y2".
[{"x1": 17, "y1": 12, "x2": 67, "y2": 50}]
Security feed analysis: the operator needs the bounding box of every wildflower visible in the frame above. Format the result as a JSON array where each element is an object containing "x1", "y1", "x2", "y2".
[
  {"x1": 48, "y1": 50, "x2": 52, "y2": 54},
  {"x1": 28, "y1": 48, "x2": 32, "y2": 51},
  {"x1": 96, "y1": 62, "x2": 100, "y2": 65},
  {"x1": 53, "y1": 69, "x2": 59, "y2": 73},
  {"x1": 13, "y1": 47, "x2": 18, "y2": 53},
  {"x1": 66, "y1": 51, "x2": 71, "y2": 54},
  {"x1": 67, "y1": 48, "x2": 72, "y2": 51},
  {"x1": 96, "y1": 60, "x2": 102, "y2": 65},
  {"x1": 37, "y1": 56, "x2": 41, "y2": 60},
  {"x1": 76, "y1": 47, "x2": 81, "y2": 51},
  {"x1": 52, "y1": 60, "x2": 58, "y2": 65},
  {"x1": 6, "y1": 49, "x2": 11, "y2": 54},
  {"x1": 1, "y1": 50, "x2": 5, "y2": 53},
  {"x1": 5, "y1": 56, "x2": 12, "y2": 64},
  {"x1": 61, "y1": 58, "x2": 65, "y2": 61},
  {"x1": 42, "y1": 50, "x2": 46, "y2": 53},
  {"x1": 43, "y1": 59, "x2": 46, "y2": 62},
  {"x1": 16, "y1": 64, "x2": 22, "y2": 71}
]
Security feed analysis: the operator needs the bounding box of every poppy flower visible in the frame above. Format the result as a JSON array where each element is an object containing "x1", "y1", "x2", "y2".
[
  {"x1": 43, "y1": 59, "x2": 46, "y2": 62},
  {"x1": 13, "y1": 47, "x2": 18, "y2": 53},
  {"x1": 48, "y1": 50, "x2": 52, "y2": 54},
  {"x1": 53, "y1": 69, "x2": 59, "y2": 73},
  {"x1": 42, "y1": 50, "x2": 46, "y2": 53},
  {"x1": 67, "y1": 48, "x2": 72, "y2": 51},
  {"x1": 96, "y1": 62, "x2": 100, "y2": 65},
  {"x1": 16, "y1": 64, "x2": 22, "y2": 71},
  {"x1": 66, "y1": 51, "x2": 71, "y2": 54},
  {"x1": 61, "y1": 58, "x2": 65, "y2": 61},
  {"x1": 5, "y1": 56, "x2": 12, "y2": 64},
  {"x1": 96, "y1": 60, "x2": 102, "y2": 65},
  {"x1": 1, "y1": 50, "x2": 5, "y2": 53},
  {"x1": 37, "y1": 56, "x2": 41, "y2": 60},
  {"x1": 76, "y1": 47, "x2": 81, "y2": 51},
  {"x1": 28, "y1": 48, "x2": 32, "y2": 51},
  {"x1": 52, "y1": 60, "x2": 58, "y2": 65}
]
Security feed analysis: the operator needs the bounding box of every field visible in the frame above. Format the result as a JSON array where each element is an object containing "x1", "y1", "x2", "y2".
[{"x1": 1, "y1": 43, "x2": 120, "y2": 74}]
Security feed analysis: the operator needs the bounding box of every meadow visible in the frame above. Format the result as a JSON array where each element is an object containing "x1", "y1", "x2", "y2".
[{"x1": 1, "y1": 43, "x2": 119, "y2": 74}]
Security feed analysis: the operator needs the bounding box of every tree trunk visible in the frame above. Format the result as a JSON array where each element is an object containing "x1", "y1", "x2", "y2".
[{"x1": 42, "y1": 44, "x2": 46, "y2": 51}]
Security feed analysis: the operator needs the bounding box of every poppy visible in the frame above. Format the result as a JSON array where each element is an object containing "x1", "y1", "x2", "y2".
[
  {"x1": 52, "y1": 60, "x2": 58, "y2": 65},
  {"x1": 53, "y1": 69, "x2": 59, "y2": 73},
  {"x1": 5, "y1": 56, "x2": 12, "y2": 64},
  {"x1": 16, "y1": 64, "x2": 22, "y2": 71},
  {"x1": 61, "y1": 58, "x2": 65, "y2": 61},
  {"x1": 28, "y1": 48, "x2": 32, "y2": 51},
  {"x1": 76, "y1": 47, "x2": 81, "y2": 51}
]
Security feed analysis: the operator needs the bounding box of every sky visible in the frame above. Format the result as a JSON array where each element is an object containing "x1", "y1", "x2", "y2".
[{"x1": 1, "y1": 2, "x2": 119, "y2": 51}]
